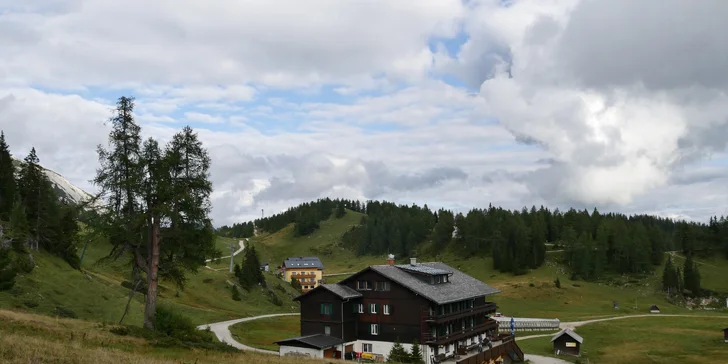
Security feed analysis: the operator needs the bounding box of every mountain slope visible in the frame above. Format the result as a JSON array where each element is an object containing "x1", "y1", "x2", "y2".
[{"x1": 11, "y1": 157, "x2": 95, "y2": 205}]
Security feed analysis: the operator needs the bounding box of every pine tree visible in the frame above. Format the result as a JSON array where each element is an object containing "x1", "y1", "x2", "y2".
[
  {"x1": 0, "y1": 131, "x2": 16, "y2": 221},
  {"x1": 0, "y1": 247, "x2": 16, "y2": 291},
  {"x1": 335, "y1": 202, "x2": 346, "y2": 218},
  {"x1": 239, "y1": 245, "x2": 265, "y2": 290},
  {"x1": 17, "y1": 148, "x2": 60, "y2": 252},
  {"x1": 387, "y1": 339, "x2": 409, "y2": 363},
  {"x1": 409, "y1": 339, "x2": 424, "y2": 364},
  {"x1": 682, "y1": 254, "x2": 701, "y2": 296},
  {"x1": 661, "y1": 256, "x2": 679, "y2": 295}
]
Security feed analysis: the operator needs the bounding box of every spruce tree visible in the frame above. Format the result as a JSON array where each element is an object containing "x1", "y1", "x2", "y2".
[
  {"x1": 335, "y1": 202, "x2": 346, "y2": 218},
  {"x1": 17, "y1": 148, "x2": 60, "y2": 252},
  {"x1": 682, "y1": 254, "x2": 701, "y2": 296},
  {"x1": 387, "y1": 339, "x2": 409, "y2": 363},
  {"x1": 0, "y1": 131, "x2": 16, "y2": 221},
  {"x1": 239, "y1": 245, "x2": 265, "y2": 290},
  {"x1": 662, "y1": 256, "x2": 678, "y2": 295},
  {"x1": 290, "y1": 277, "x2": 302, "y2": 292},
  {"x1": 409, "y1": 339, "x2": 424, "y2": 364}
]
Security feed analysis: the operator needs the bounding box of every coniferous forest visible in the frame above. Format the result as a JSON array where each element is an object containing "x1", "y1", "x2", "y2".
[
  {"x1": 0, "y1": 130, "x2": 82, "y2": 292},
  {"x1": 225, "y1": 199, "x2": 728, "y2": 280}
]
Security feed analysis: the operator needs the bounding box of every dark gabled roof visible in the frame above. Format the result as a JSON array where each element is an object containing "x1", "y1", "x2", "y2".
[
  {"x1": 275, "y1": 334, "x2": 343, "y2": 349},
  {"x1": 283, "y1": 256, "x2": 324, "y2": 270},
  {"x1": 293, "y1": 284, "x2": 362, "y2": 301},
  {"x1": 360, "y1": 262, "x2": 500, "y2": 305},
  {"x1": 551, "y1": 329, "x2": 584, "y2": 344},
  {"x1": 396, "y1": 263, "x2": 452, "y2": 276},
  {"x1": 322, "y1": 284, "x2": 362, "y2": 299}
]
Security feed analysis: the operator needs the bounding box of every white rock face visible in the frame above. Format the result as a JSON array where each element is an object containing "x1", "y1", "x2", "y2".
[{"x1": 12, "y1": 156, "x2": 95, "y2": 206}]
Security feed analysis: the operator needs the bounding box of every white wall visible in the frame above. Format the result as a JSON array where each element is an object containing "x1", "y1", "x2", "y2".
[{"x1": 278, "y1": 345, "x2": 323, "y2": 358}]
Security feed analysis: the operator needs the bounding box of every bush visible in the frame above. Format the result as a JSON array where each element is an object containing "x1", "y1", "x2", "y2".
[
  {"x1": 202, "y1": 278, "x2": 214, "y2": 284},
  {"x1": 110, "y1": 326, "x2": 130, "y2": 336},
  {"x1": 12, "y1": 251, "x2": 34, "y2": 274},
  {"x1": 268, "y1": 290, "x2": 283, "y2": 306},
  {"x1": 54, "y1": 306, "x2": 77, "y2": 319},
  {"x1": 554, "y1": 277, "x2": 561, "y2": 288},
  {"x1": 23, "y1": 300, "x2": 38, "y2": 308},
  {"x1": 231, "y1": 285, "x2": 242, "y2": 301},
  {"x1": 155, "y1": 306, "x2": 198, "y2": 341}
]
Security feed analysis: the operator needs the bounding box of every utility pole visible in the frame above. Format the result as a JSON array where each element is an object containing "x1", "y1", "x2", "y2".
[{"x1": 229, "y1": 242, "x2": 237, "y2": 273}]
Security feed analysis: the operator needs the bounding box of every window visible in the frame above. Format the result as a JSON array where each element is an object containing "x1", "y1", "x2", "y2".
[
  {"x1": 370, "y1": 324, "x2": 379, "y2": 335},
  {"x1": 357, "y1": 280, "x2": 372, "y2": 290},
  {"x1": 324, "y1": 326, "x2": 331, "y2": 336},
  {"x1": 320, "y1": 303, "x2": 333, "y2": 315},
  {"x1": 358, "y1": 304, "x2": 364, "y2": 313},
  {"x1": 375, "y1": 281, "x2": 390, "y2": 291},
  {"x1": 362, "y1": 343, "x2": 373, "y2": 352},
  {"x1": 369, "y1": 303, "x2": 377, "y2": 314},
  {"x1": 435, "y1": 275, "x2": 442, "y2": 284},
  {"x1": 383, "y1": 304, "x2": 390, "y2": 315},
  {"x1": 443, "y1": 275, "x2": 449, "y2": 283}
]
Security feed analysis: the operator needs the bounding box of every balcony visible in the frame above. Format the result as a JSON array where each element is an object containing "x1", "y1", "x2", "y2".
[
  {"x1": 291, "y1": 272, "x2": 317, "y2": 279},
  {"x1": 425, "y1": 302, "x2": 498, "y2": 324},
  {"x1": 423, "y1": 320, "x2": 499, "y2": 345}
]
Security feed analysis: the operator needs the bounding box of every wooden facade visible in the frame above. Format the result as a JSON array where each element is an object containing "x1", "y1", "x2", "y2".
[
  {"x1": 297, "y1": 287, "x2": 357, "y2": 342},
  {"x1": 287, "y1": 260, "x2": 515, "y2": 363},
  {"x1": 552, "y1": 330, "x2": 582, "y2": 356}
]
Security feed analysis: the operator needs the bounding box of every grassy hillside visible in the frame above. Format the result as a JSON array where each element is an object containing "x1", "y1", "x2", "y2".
[
  {"x1": 252, "y1": 210, "x2": 384, "y2": 273},
  {"x1": 230, "y1": 315, "x2": 300, "y2": 351},
  {"x1": 0, "y1": 234, "x2": 300, "y2": 327},
  {"x1": 518, "y1": 316, "x2": 728, "y2": 363},
  {"x1": 253, "y1": 211, "x2": 728, "y2": 321},
  {"x1": 0, "y1": 309, "x2": 337, "y2": 364}
]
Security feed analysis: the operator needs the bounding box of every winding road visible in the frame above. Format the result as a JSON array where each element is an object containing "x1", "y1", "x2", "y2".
[
  {"x1": 197, "y1": 313, "x2": 300, "y2": 354},
  {"x1": 198, "y1": 311, "x2": 714, "y2": 361}
]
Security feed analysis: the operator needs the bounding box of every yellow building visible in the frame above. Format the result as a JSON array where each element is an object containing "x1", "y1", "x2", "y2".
[{"x1": 282, "y1": 256, "x2": 324, "y2": 292}]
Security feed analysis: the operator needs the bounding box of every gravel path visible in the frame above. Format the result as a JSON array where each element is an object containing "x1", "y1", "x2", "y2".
[{"x1": 205, "y1": 239, "x2": 246, "y2": 263}]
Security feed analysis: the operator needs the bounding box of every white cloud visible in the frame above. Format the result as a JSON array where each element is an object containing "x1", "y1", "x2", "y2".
[{"x1": 1, "y1": 0, "x2": 728, "y2": 227}]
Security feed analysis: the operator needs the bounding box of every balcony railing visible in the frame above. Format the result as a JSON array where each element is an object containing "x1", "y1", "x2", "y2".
[
  {"x1": 422, "y1": 320, "x2": 499, "y2": 345},
  {"x1": 425, "y1": 302, "x2": 498, "y2": 323},
  {"x1": 291, "y1": 273, "x2": 317, "y2": 279}
]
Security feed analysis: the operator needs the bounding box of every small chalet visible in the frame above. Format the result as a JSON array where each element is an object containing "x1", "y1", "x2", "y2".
[
  {"x1": 723, "y1": 328, "x2": 727, "y2": 343},
  {"x1": 276, "y1": 257, "x2": 524, "y2": 363},
  {"x1": 260, "y1": 262, "x2": 270, "y2": 272},
  {"x1": 649, "y1": 304, "x2": 660, "y2": 313},
  {"x1": 551, "y1": 328, "x2": 583, "y2": 357},
  {"x1": 282, "y1": 257, "x2": 324, "y2": 292}
]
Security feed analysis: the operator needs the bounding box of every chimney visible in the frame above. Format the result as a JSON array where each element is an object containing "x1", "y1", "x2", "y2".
[
  {"x1": 387, "y1": 254, "x2": 395, "y2": 266},
  {"x1": 410, "y1": 257, "x2": 417, "y2": 265}
]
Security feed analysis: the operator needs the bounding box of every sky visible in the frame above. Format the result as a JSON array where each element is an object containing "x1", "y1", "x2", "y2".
[{"x1": 1, "y1": 0, "x2": 727, "y2": 226}]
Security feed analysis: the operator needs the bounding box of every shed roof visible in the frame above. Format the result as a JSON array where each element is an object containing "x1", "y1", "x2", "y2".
[
  {"x1": 364, "y1": 262, "x2": 500, "y2": 305},
  {"x1": 283, "y1": 256, "x2": 324, "y2": 269},
  {"x1": 274, "y1": 334, "x2": 343, "y2": 349},
  {"x1": 293, "y1": 283, "x2": 362, "y2": 301},
  {"x1": 551, "y1": 328, "x2": 584, "y2": 344}
]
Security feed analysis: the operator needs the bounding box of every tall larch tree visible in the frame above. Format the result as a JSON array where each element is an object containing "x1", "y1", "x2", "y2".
[{"x1": 94, "y1": 97, "x2": 215, "y2": 330}]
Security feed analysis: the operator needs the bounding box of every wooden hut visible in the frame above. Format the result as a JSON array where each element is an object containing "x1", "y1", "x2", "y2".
[
  {"x1": 723, "y1": 328, "x2": 727, "y2": 343},
  {"x1": 551, "y1": 328, "x2": 583, "y2": 357},
  {"x1": 649, "y1": 304, "x2": 660, "y2": 313}
]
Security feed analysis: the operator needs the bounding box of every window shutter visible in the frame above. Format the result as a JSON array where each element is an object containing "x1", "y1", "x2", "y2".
[
  {"x1": 320, "y1": 304, "x2": 324, "y2": 315},
  {"x1": 352, "y1": 304, "x2": 357, "y2": 313},
  {"x1": 375, "y1": 304, "x2": 378, "y2": 313}
]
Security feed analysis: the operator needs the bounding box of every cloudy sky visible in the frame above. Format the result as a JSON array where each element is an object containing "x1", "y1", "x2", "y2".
[{"x1": 1, "y1": 0, "x2": 727, "y2": 226}]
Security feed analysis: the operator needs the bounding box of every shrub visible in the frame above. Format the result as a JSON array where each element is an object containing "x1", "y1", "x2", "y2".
[
  {"x1": 155, "y1": 306, "x2": 198, "y2": 341},
  {"x1": 12, "y1": 251, "x2": 34, "y2": 274},
  {"x1": 554, "y1": 277, "x2": 561, "y2": 288},
  {"x1": 54, "y1": 306, "x2": 77, "y2": 319},
  {"x1": 290, "y1": 278, "x2": 302, "y2": 292},
  {"x1": 23, "y1": 300, "x2": 38, "y2": 308},
  {"x1": 110, "y1": 326, "x2": 130, "y2": 336},
  {"x1": 202, "y1": 278, "x2": 214, "y2": 284},
  {"x1": 268, "y1": 290, "x2": 283, "y2": 306},
  {"x1": 231, "y1": 285, "x2": 242, "y2": 301}
]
